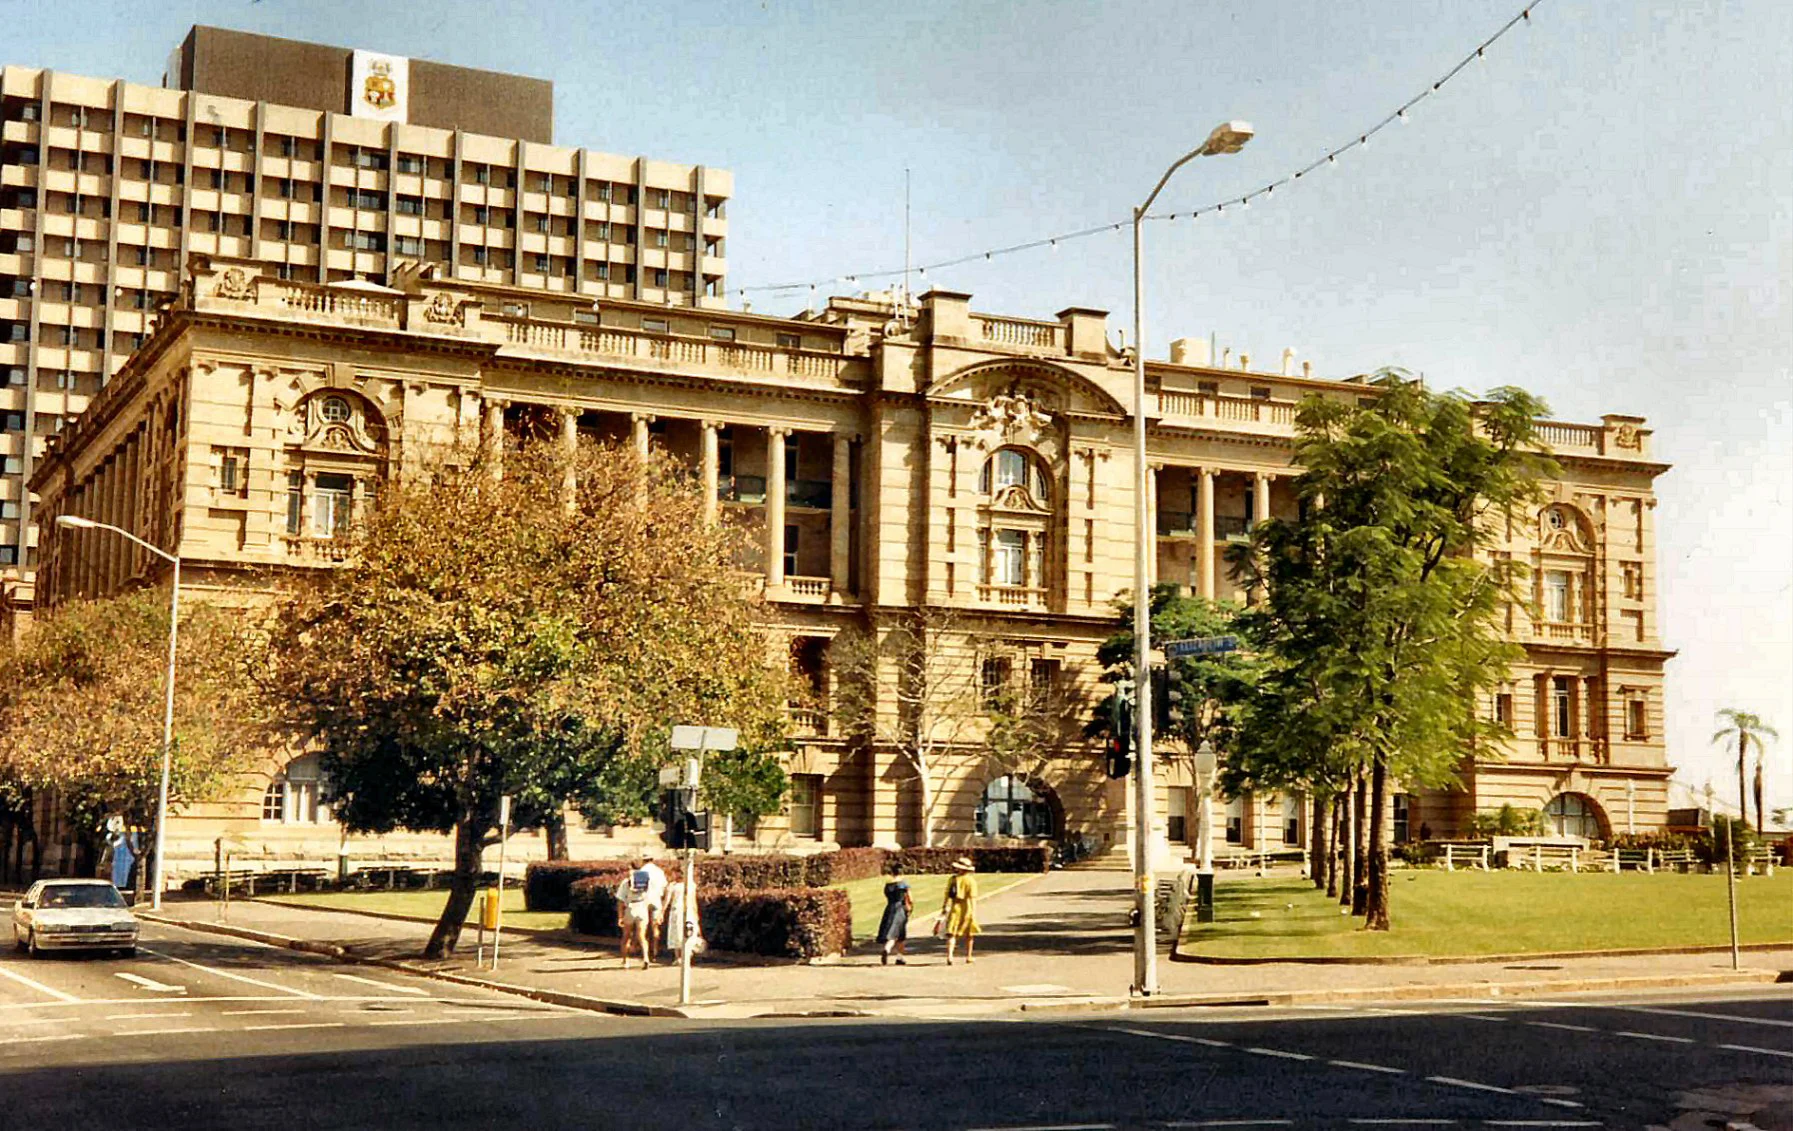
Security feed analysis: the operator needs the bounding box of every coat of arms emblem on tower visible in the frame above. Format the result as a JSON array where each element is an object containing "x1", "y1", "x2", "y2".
[{"x1": 363, "y1": 61, "x2": 397, "y2": 111}]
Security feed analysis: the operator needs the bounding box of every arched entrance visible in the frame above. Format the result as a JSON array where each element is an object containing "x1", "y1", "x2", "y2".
[
  {"x1": 1543, "y1": 792, "x2": 1606, "y2": 839},
  {"x1": 975, "y1": 775, "x2": 1063, "y2": 840}
]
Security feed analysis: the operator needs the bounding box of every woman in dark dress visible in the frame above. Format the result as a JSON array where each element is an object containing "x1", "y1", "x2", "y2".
[{"x1": 876, "y1": 868, "x2": 914, "y2": 965}]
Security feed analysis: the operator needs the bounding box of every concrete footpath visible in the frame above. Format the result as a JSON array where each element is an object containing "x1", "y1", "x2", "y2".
[{"x1": 144, "y1": 866, "x2": 1792, "y2": 1020}]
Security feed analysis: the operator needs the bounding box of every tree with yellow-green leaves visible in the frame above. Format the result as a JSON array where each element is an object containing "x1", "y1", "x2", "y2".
[
  {"x1": 263, "y1": 441, "x2": 794, "y2": 958},
  {"x1": 0, "y1": 588, "x2": 266, "y2": 894}
]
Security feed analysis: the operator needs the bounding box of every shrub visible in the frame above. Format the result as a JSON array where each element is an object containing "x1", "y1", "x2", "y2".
[
  {"x1": 700, "y1": 888, "x2": 852, "y2": 959},
  {"x1": 808, "y1": 847, "x2": 890, "y2": 885},
  {"x1": 529, "y1": 859, "x2": 680, "y2": 912},
  {"x1": 1466, "y1": 805, "x2": 1547, "y2": 838},
  {"x1": 1392, "y1": 841, "x2": 1439, "y2": 866},
  {"x1": 893, "y1": 845, "x2": 1052, "y2": 874},
  {"x1": 569, "y1": 877, "x2": 852, "y2": 958},
  {"x1": 695, "y1": 855, "x2": 813, "y2": 891}
]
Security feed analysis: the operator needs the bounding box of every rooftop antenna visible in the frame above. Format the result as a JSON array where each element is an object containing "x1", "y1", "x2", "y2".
[{"x1": 903, "y1": 167, "x2": 911, "y2": 310}]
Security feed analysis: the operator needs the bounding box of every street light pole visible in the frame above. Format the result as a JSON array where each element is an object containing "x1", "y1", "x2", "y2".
[
  {"x1": 1129, "y1": 121, "x2": 1253, "y2": 998},
  {"x1": 55, "y1": 514, "x2": 181, "y2": 910}
]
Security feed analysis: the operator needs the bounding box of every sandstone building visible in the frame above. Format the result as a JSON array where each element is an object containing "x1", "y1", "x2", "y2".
[
  {"x1": 24, "y1": 254, "x2": 1675, "y2": 879},
  {"x1": 0, "y1": 28, "x2": 730, "y2": 604}
]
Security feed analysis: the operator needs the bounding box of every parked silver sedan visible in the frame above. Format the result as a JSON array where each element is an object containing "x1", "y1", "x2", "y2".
[{"x1": 11, "y1": 879, "x2": 140, "y2": 957}]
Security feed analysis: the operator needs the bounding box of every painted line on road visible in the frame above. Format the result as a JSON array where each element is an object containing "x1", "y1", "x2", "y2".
[
  {"x1": 220, "y1": 1009, "x2": 308, "y2": 1016},
  {"x1": 1165, "y1": 1122, "x2": 1295, "y2": 1128},
  {"x1": 1107, "y1": 1026, "x2": 1230, "y2": 1049},
  {"x1": 1457, "y1": 1014, "x2": 1508, "y2": 1023},
  {"x1": 241, "y1": 1021, "x2": 347, "y2": 1032},
  {"x1": 1484, "y1": 1123, "x2": 1602, "y2": 1128},
  {"x1": 1526, "y1": 1021, "x2": 1597, "y2": 1033},
  {"x1": 366, "y1": 1017, "x2": 462, "y2": 1028},
  {"x1": 1570, "y1": 1003, "x2": 1793, "y2": 1030},
  {"x1": 1426, "y1": 1076, "x2": 1516, "y2": 1096},
  {"x1": 0, "y1": 963, "x2": 82, "y2": 1003},
  {"x1": 1537, "y1": 1100, "x2": 1586, "y2": 1110},
  {"x1": 2, "y1": 1016, "x2": 64, "y2": 1026},
  {"x1": 139, "y1": 946, "x2": 321, "y2": 999},
  {"x1": 1613, "y1": 1030, "x2": 1693, "y2": 1045},
  {"x1": 1345, "y1": 1121, "x2": 1455, "y2": 1126},
  {"x1": 1245, "y1": 1046, "x2": 1314, "y2": 1061},
  {"x1": 1329, "y1": 1060, "x2": 1406, "y2": 1075},
  {"x1": 0, "y1": 1033, "x2": 84, "y2": 1046},
  {"x1": 115, "y1": 971, "x2": 185, "y2": 994},
  {"x1": 119, "y1": 1027, "x2": 218, "y2": 1036},
  {"x1": 105, "y1": 1011, "x2": 192, "y2": 1021},
  {"x1": 1719, "y1": 1043, "x2": 1793, "y2": 1059},
  {"x1": 332, "y1": 972, "x2": 430, "y2": 996},
  {"x1": 966, "y1": 1124, "x2": 1116, "y2": 1131}
]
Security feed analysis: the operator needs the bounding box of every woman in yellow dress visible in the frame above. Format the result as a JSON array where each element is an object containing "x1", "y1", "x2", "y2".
[{"x1": 940, "y1": 856, "x2": 981, "y2": 964}]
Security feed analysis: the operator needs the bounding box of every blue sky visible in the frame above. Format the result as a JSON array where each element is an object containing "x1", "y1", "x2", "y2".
[{"x1": 12, "y1": 0, "x2": 1791, "y2": 806}]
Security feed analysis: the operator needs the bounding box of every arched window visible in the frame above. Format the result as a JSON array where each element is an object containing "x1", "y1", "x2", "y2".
[
  {"x1": 261, "y1": 754, "x2": 329, "y2": 825},
  {"x1": 979, "y1": 448, "x2": 1048, "y2": 501},
  {"x1": 1543, "y1": 793, "x2": 1602, "y2": 840},
  {"x1": 975, "y1": 776, "x2": 1059, "y2": 839},
  {"x1": 976, "y1": 448, "x2": 1053, "y2": 606},
  {"x1": 320, "y1": 395, "x2": 352, "y2": 424}
]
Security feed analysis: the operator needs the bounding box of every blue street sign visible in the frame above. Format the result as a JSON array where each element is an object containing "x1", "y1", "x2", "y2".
[{"x1": 1165, "y1": 635, "x2": 1240, "y2": 658}]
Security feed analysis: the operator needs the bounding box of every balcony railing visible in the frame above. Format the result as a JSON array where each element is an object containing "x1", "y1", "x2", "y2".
[
  {"x1": 718, "y1": 473, "x2": 766, "y2": 504},
  {"x1": 1216, "y1": 514, "x2": 1251, "y2": 540},
  {"x1": 977, "y1": 584, "x2": 1048, "y2": 610},
  {"x1": 783, "y1": 576, "x2": 831, "y2": 601},
  {"x1": 281, "y1": 535, "x2": 351, "y2": 564},
  {"x1": 789, "y1": 707, "x2": 828, "y2": 738},
  {"x1": 787, "y1": 479, "x2": 833, "y2": 509},
  {"x1": 1157, "y1": 510, "x2": 1193, "y2": 536}
]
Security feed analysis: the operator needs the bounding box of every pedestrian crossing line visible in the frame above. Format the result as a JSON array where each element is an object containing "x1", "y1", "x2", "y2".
[
  {"x1": 1720, "y1": 1043, "x2": 1793, "y2": 1059},
  {"x1": 0, "y1": 963, "x2": 82, "y2": 1003},
  {"x1": 139, "y1": 947, "x2": 321, "y2": 999},
  {"x1": 1536, "y1": 1100, "x2": 1586, "y2": 1110},
  {"x1": 1613, "y1": 1030, "x2": 1693, "y2": 1045},
  {"x1": 1245, "y1": 1046, "x2": 1314, "y2": 1061},
  {"x1": 1526, "y1": 1021, "x2": 1597, "y2": 1033},
  {"x1": 1330, "y1": 1060, "x2": 1407, "y2": 1075},
  {"x1": 105, "y1": 1011, "x2": 192, "y2": 1021}
]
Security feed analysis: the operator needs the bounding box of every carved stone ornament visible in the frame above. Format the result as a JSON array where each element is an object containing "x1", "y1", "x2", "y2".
[
  {"x1": 422, "y1": 292, "x2": 464, "y2": 326},
  {"x1": 1613, "y1": 423, "x2": 1641, "y2": 450},
  {"x1": 969, "y1": 388, "x2": 1053, "y2": 448},
  {"x1": 288, "y1": 393, "x2": 382, "y2": 456},
  {"x1": 214, "y1": 268, "x2": 257, "y2": 302},
  {"x1": 989, "y1": 482, "x2": 1048, "y2": 515},
  {"x1": 1539, "y1": 505, "x2": 1589, "y2": 553}
]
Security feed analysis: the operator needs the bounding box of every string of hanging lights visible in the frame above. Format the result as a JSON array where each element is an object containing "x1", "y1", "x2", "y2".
[{"x1": 735, "y1": 1, "x2": 1544, "y2": 303}]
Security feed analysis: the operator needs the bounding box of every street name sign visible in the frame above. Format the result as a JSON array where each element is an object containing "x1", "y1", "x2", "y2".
[{"x1": 1164, "y1": 635, "x2": 1241, "y2": 658}]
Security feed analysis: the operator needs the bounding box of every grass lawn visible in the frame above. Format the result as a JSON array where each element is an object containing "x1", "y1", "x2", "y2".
[
  {"x1": 829, "y1": 873, "x2": 1040, "y2": 941},
  {"x1": 264, "y1": 887, "x2": 568, "y2": 933},
  {"x1": 1180, "y1": 870, "x2": 1793, "y2": 960}
]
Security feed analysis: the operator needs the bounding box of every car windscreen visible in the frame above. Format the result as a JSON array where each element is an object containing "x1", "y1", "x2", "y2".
[{"x1": 38, "y1": 885, "x2": 127, "y2": 909}]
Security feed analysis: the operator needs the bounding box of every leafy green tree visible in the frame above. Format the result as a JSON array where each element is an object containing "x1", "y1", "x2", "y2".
[
  {"x1": 0, "y1": 589, "x2": 264, "y2": 895},
  {"x1": 1230, "y1": 372, "x2": 1554, "y2": 930},
  {"x1": 264, "y1": 442, "x2": 792, "y2": 957},
  {"x1": 1713, "y1": 709, "x2": 1779, "y2": 835}
]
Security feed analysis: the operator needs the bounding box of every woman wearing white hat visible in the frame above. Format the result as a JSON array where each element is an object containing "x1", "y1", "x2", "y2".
[{"x1": 939, "y1": 856, "x2": 981, "y2": 964}]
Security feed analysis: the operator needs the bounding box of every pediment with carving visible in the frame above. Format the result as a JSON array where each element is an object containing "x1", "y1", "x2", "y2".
[
  {"x1": 987, "y1": 481, "x2": 1050, "y2": 516},
  {"x1": 931, "y1": 359, "x2": 1128, "y2": 419},
  {"x1": 1538, "y1": 504, "x2": 1592, "y2": 554},
  {"x1": 287, "y1": 391, "x2": 386, "y2": 458}
]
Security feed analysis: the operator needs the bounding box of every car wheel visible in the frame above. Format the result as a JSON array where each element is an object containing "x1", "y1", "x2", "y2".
[{"x1": 118, "y1": 946, "x2": 137, "y2": 958}]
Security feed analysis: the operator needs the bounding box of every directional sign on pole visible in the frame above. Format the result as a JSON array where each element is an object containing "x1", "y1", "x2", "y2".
[
  {"x1": 1164, "y1": 635, "x2": 1241, "y2": 659},
  {"x1": 669, "y1": 725, "x2": 739, "y2": 752}
]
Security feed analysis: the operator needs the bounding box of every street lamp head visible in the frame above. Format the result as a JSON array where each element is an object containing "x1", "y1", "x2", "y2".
[
  {"x1": 54, "y1": 515, "x2": 99, "y2": 530},
  {"x1": 1202, "y1": 120, "x2": 1255, "y2": 156}
]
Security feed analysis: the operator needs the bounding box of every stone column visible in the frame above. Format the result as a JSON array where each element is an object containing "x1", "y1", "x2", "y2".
[
  {"x1": 1146, "y1": 464, "x2": 1160, "y2": 588},
  {"x1": 1253, "y1": 471, "x2": 1272, "y2": 528},
  {"x1": 701, "y1": 421, "x2": 721, "y2": 525},
  {"x1": 766, "y1": 427, "x2": 788, "y2": 590},
  {"x1": 484, "y1": 398, "x2": 506, "y2": 480},
  {"x1": 1196, "y1": 467, "x2": 1217, "y2": 601},
  {"x1": 830, "y1": 433, "x2": 851, "y2": 596},
  {"x1": 631, "y1": 413, "x2": 653, "y2": 457},
  {"x1": 558, "y1": 406, "x2": 578, "y2": 507}
]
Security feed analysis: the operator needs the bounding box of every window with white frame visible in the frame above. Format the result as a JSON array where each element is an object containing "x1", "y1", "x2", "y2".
[
  {"x1": 310, "y1": 473, "x2": 354, "y2": 537},
  {"x1": 1543, "y1": 570, "x2": 1572, "y2": 622},
  {"x1": 991, "y1": 530, "x2": 1026, "y2": 586}
]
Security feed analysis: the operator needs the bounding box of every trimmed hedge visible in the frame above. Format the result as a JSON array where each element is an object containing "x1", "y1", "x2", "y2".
[
  {"x1": 893, "y1": 845, "x2": 1051, "y2": 874},
  {"x1": 526, "y1": 859, "x2": 681, "y2": 913},
  {"x1": 806, "y1": 847, "x2": 890, "y2": 885},
  {"x1": 567, "y1": 876, "x2": 851, "y2": 958}
]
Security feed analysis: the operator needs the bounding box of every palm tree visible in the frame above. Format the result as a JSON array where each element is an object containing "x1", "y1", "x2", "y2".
[{"x1": 1713, "y1": 710, "x2": 1780, "y2": 835}]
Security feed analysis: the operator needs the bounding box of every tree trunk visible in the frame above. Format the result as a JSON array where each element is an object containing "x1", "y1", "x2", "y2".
[
  {"x1": 543, "y1": 810, "x2": 569, "y2": 861},
  {"x1": 1351, "y1": 774, "x2": 1369, "y2": 917},
  {"x1": 916, "y1": 756, "x2": 935, "y2": 848},
  {"x1": 1309, "y1": 793, "x2": 1328, "y2": 890},
  {"x1": 426, "y1": 817, "x2": 486, "y2": 959},
  {"x1": 1339, "y1": 786, "x2": 1355, "y2": 908},
  {"x1": 1326, "y1": 795, "x2": 1341, "y2": 898},
  {"x1": 1364, "y1": 756, "x2": 1391, "y2": 930},
  {"x1": 1738, "y1": 737, "x2": 1750, "y2": 838},
  {"x1": 1753, "y1": 757, "x2": 1766, "y2": 836},
  {"x1": 133, "y1": 812, "x2": 154, "y2": 905}
]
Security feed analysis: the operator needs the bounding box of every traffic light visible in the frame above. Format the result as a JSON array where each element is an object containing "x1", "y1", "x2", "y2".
[
  {"x1": 1152, "y1": 664, "x2": 1190, "y2": 734},
  {"x1": 657, "y1": 789, "x2": 712, "y2": 850},
  {"x1": 657, "y1": 789, "x2": 686, "y2": 849},
  {"x1": 1106, "y1": 678, "x2": 1134, "y2": 778}
]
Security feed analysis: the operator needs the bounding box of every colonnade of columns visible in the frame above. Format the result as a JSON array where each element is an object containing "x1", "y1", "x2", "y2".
[
  {"x1": 1146, "y1": 465, "x2": 1278, "y2": 600},
  {"x1": 488, "y1": 395, "x2": 857, "y2": 600}
]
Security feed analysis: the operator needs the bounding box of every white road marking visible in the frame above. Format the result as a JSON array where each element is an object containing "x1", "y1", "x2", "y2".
[
  {"x1": 332, "y1": 972, "x2": 430, "y2": 995},
  {"x1": 1537, "y1": 1100, "x2": 1586, "y2": 1110},
  {"x1": 115, "y1": 972, "x2": 185, "y2": 993},
  {"x1": 105, "y1": 1011, "x2": 191, "y2": 1021},
  {"x1": 1719, "y1": 1043, "x2": 1793, "y2": 1059},
  {"x1": 1581, "y1": 1004, "x2": 1793, "y2": 1029},
  {"x1": 1426, "y1": 1076, "x2": 1516, "y2": 1095},
  {"x1": 1613, "y1": 1030, "x2": 1693, "y2": 1045},
  {"x1": 1527, "y1": 1021, "x2": 1597, "y2": 1033},
  {"x1": 1245, "y1": 1046, "x2": 1314, "y2": 1061},
  {"x1": 366, "y1": 1017, "x2": 462, "y2": 1027},
  {"x1": 119, "y1": 1027, "x2": 217, "y2": 1036},
  {"x1": 242, "y1": 1021, "x2": 347, "y2": 1032},
  {"x1": 138, "y1": 947, "x2": 321, "y2": 999},
  {"x1": 1108, "y1": 1026, "x2": 1229, "y2": 1048},
  {"x1": 1484, "y1": 1123, "x2": 1602, "y2": 1128},
  {"x1": 1346, "y1": 1121, "x2": 1456, "y2": 1126},
  {"x1": 220, "y1": 1009, "x2": 307, "y2": 1016},
  {"x1": 0, "y1": 1033, "x2": 84, "y2": 1046},
  {"x1": 1166, "y1": 1123, "x2": 1295, "y2": 1128},
  {"x1": 966, "y1": 1124, "x2": 1115, "y2": 1131},
  {"x1": 1330, "y1": 1060, "x2": 1406, "y2": 1075},
  {"x1": 0, "y1": 963, "x2": 82, "y2": 1003},
  {"x1": 1458, "y1": 1014, "x2": 1508, "y2": 1023}
]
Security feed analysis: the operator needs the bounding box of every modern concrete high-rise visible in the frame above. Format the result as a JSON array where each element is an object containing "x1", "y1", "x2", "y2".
[{"x1": 0, "y1": 27, "x2": 731, "y2": 606}]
